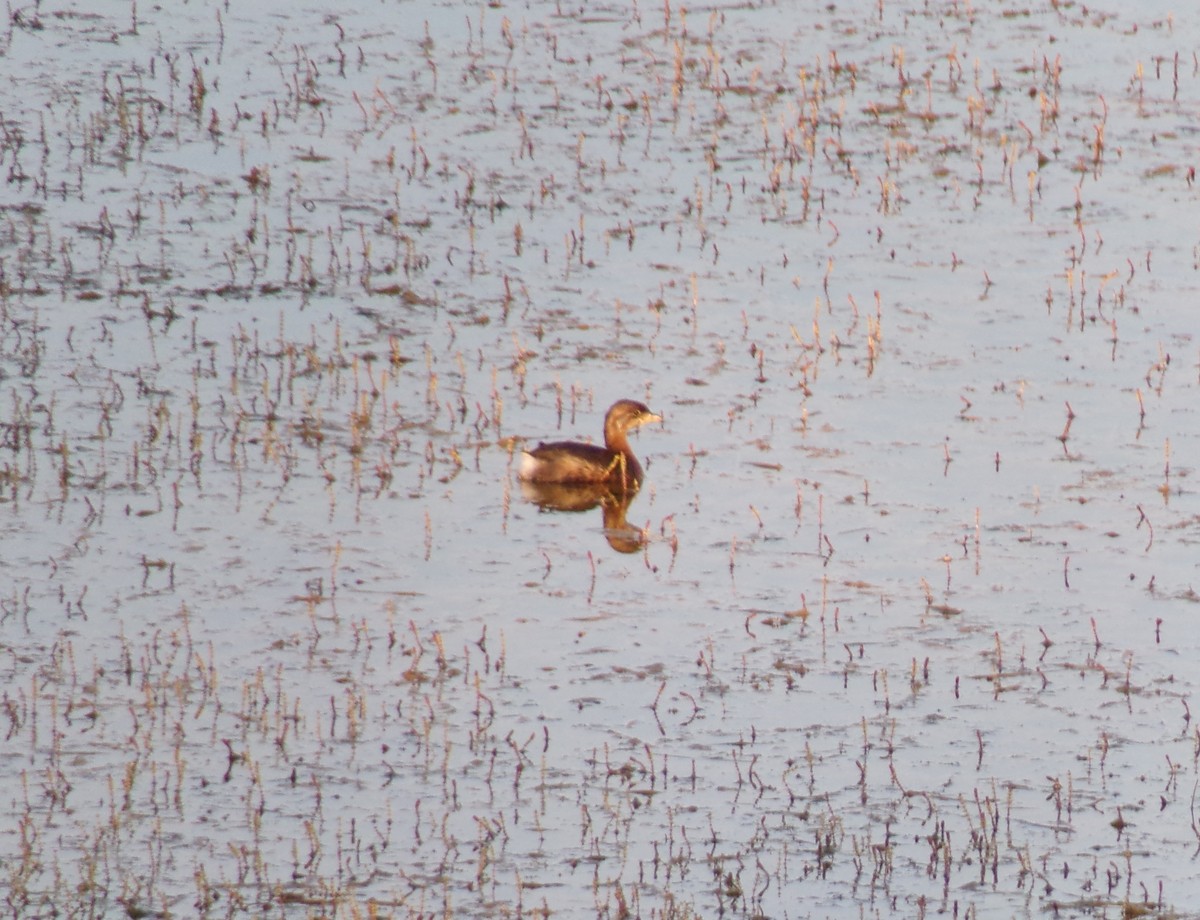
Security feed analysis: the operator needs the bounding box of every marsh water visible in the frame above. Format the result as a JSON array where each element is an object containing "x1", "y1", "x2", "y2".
[{"x1": 3, "y1": 1, "x2": 1200, "y2": 917}]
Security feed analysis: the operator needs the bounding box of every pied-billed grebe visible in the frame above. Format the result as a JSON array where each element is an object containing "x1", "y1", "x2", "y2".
[{"x1": 518, "y1": 399, "x2": 662, "y2": 488}]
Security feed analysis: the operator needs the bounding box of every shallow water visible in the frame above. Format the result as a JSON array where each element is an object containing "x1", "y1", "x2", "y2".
[{"x1": 3, "y1": 1, "x2": 1200, "y2": 918}]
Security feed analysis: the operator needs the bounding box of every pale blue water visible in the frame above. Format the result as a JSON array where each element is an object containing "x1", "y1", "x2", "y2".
[{"x1": 2, "y1": 1, "x2": 1200, "y2": 917}]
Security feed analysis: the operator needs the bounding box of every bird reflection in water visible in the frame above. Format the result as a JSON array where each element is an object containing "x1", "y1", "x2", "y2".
[{"x1": 518, "y1": 480, "x2": 648, "y2": 554}]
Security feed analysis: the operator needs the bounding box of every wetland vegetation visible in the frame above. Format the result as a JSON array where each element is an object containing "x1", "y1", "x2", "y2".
[{"x1": 3, "y1": 1, "x2": 1200, "y2": 917}]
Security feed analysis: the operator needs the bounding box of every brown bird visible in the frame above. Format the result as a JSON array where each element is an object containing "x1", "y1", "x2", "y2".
[{"x1": 518, "y1": 399, "x2": 662, "y2": 489}]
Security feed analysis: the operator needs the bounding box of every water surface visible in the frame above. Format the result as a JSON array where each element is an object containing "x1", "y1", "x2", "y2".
[{"x1": 2, "y1": 1, "x2": 1200, "y2": 917}]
